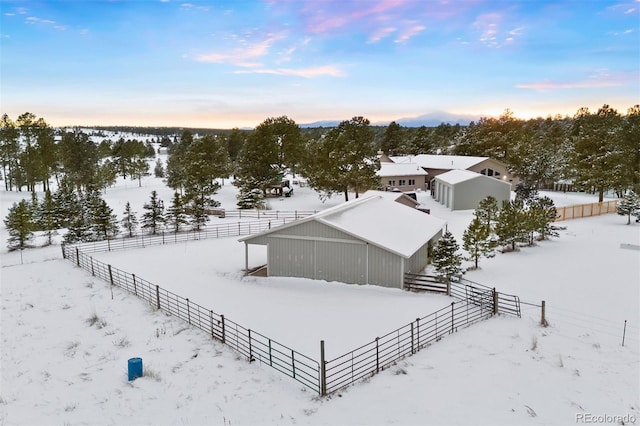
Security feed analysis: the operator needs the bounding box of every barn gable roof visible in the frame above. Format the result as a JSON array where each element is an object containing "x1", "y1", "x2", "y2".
[
  {"x1": 359, "y1": 190, "x2": 420, "y2": 206},
  {"x1": 376, "y1": 162, "x2": 428, "y2": 177},
  {"x1": 390, "y1": 154, "x2": 490, "y2": 170},
  {"x1": 240, "y1": 195, "x2": 446, "y2": 258},
  {"x1": 435, "y1": 169, "x2": 512, "y2": 187}
]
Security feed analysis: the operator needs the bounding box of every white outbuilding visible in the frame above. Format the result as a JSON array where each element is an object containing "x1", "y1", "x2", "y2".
[
  {"x1": 239, "y1": 195, "x2": 446, "y2": 289},
  {"x1": 432, "y1": 169, "x2": 512, "y2": 210}
]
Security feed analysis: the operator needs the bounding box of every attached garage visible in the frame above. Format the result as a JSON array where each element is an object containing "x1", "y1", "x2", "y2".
[
  {"x1": 239, "y1": 195, "x2": 446, "y2": 289},
  {"x1": 432, "y1": 169, "x2": 512, "y2": 210}
]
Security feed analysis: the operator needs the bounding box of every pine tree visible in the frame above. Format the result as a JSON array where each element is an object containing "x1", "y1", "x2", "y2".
[
  {"x1": 431, "y1": 231, "x2": 464, "y2": 280},
  {"x1": 166, "y1": 191, "x2": 188, "y2": 233},
  {"x1": 475, "y1": 196, "x2": 500, "y2": 232},
  {"x1": 617, "y1": 191, "x2": 640, "y2": 225},
  {"x1": 52, "y1": 179, "x2": 78, "y2": 229},
  {"x1": 63, "y1": 193, "x2": 92, "y2": 244},
  {"x1": 39, "y1": 189, "x2": 58, "y2": 245},
  {"x1": 141, "y1": 190, "x2": 165, "y2": 235},
  {"x1": 91, "y1": 199, "x2": 119, "y2": 240},
  {"x1": 236, "y1": 186, "x2": 265, "y2": 209},
  {"x1": 4, "y1": 199, "x2": 35, "y2": 251},
  {"x1": 121, "y1": 201, "x2": 139, "y2": 237},
  {"x1": 495, "y1": 199, "x2": 527, "y2": 252},
  {"x1": 154, "y1": 158, "x2": 164, "y2": 178},
  {"x1": 527, "y1": 196, "x2": 559, "y2": 240},
  {"x1": 462, "y1": 216, "x2": 496, "y2": 269},
  {"x1": 188, "y1": 195, "x2": 209, "y2": 231}
]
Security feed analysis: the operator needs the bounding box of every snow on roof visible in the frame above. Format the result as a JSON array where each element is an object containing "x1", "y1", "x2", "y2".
[
  {"x1": 435, "y1": 169, "x2": 511, "y2": 187},
  {"x1": 240, "y1": 195, "x2": 446, "y2": 258},
  {"x1": 359, "y1": 190, "x2": 419, "y2": 205},
  {"x1": 390, "y1": 154, "x2": 489, "y2": 170},
  {"x1": 376, "y1": 162, "x2": 428, "y2": 177}
]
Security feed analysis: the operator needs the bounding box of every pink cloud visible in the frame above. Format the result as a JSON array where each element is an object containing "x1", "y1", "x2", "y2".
[
  {"x1": 395, "y1": 24, "x2": 425, "y2": 43},
  {"x1": 195, "y1": 34, "x2": 284, "y2": 66},
  {"x1": 369, "y1": 26, "x2": 397, "y2": 42}
]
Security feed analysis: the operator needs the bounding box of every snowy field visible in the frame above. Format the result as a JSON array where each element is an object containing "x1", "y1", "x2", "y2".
[{"x1": 1, "y1": 159, "x2": 639, "y2": 425}]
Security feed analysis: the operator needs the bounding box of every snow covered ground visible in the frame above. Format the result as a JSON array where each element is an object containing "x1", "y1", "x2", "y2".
[{"x1": 1, "y1": 163, "x2": 639, "y2": 425}]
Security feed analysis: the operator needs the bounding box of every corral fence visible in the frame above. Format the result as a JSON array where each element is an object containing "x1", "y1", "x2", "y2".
[
  {"x1": 404, "y1": 273, "x2": 521, "y2": 318},
  {"x1": 555, "y1": 200, "x2": 618, "y2": 222},
  {"x1": 208, "y1": 209, "x2": 317, "y2": 220},
  {"x1": 62, "y1": 244, "x2": 321, "y2": 393},
  {"x1": 71, "y1": 219, "x2": 292, "y2": 255},
  {"x1": 61, "y1": 220, "x2": 523, "y2": 396},
  {"x1": 322, "y1": 299, "x2": 493, "y2": 395}
]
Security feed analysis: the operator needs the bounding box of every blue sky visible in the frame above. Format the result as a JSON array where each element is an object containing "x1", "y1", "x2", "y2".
[{"x1": 1, "y1": 0, "x2": 638, "y2": 128}]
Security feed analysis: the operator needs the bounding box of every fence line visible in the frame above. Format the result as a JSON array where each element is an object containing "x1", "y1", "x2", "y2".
[
  {"x1": 555, "y1": 200, "x2": 618, "y2": 222},
  {"x1": 62, "y1": 219, "x2": 522, "y2": 396},
  {"x1": 212, "y1": 209, "x2": 317, "y2": 220},
  {"x1": 63, "y1": 244, "x2": 321, "y2": 393}
]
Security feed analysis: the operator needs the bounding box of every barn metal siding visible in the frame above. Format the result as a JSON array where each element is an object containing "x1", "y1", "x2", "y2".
[
  {"x1": 278, "y1": 220, "x2": 360, "y2": 241},
  {"x1": 315, "y1": 241, "x2": 367, "y2": 284},
  {"x1": 367, "y1": 244, "x2": 403, "y2": 288},
  {"x1": 267, "y1": 239, "x2": 314, "y2": 278},
  {"x1": 406, "y1": 241, "x2": 430, "y2": 273},
  {"x1": 453, "y1": 178, "x2": 510, "y2": 210}
]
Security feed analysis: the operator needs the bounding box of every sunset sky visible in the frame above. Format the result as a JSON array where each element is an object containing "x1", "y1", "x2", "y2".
[{"x1": 1, "y1": 0, "x2": 638, "y2": 128}]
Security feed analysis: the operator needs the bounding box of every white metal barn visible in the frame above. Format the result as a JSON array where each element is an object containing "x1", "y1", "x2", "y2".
[
  {"x1": 239, "y1": 195, "x2": 446, "y2": 289},
  {"x1": 432, "y1": 169, "x2": 512, "y2": 210}
]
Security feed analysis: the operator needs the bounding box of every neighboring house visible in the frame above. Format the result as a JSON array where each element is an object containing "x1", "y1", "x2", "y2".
[
  {"x1": 388, "y1": 154, "x2": 518, "y2": 188},
  {"x1": 432, "y1": 170, "x2": 512, "y2": 210},
  {"x1": 376, "y1": 162, "x2": 428, "y2": 192},
  {"x1": 239, "y1": 195, "x2": 446, "y2": 289}
]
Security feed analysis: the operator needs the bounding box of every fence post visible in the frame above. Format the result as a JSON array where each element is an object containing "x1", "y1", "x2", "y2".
[
  {"x1": 75, "y1": 247, "x2": 80, "y2": 267},
  {"x1": 248, "y1": 329, "x2": 253, "y2": 361},
  {"x1": 622, "y1": 320, "x2": 627, "y2": 347},
  {"x1": 540, "y1": 300, "x2": 548, "y2": 327},
  {"x1": 320, "y1": 340, "x2": 326, "y2": 396},
  {"x1": 492, "y1": 288, "x2": 498, "y2": 316},
  {"x1": 446, "y1": 279, "x2": 451, "y2": 296},
  {"x1": 451, "y1": 302, "x2": 455, "y2": 333},
  {"x1": 91, "y1": 257, "x2": 95, "y2": 276},
  {"x1": 186, "y1": 298, "x2": 191, "y2": 325},
  {"x1": 132, "y1": 274, "x2": 137, "y2": 296},
  {"x1": 238, "y1": 222, "x2": 241, "y2": 235},
  {"x1": 375, "y1": 337, "x2": 380, "y2": 372},
  {"x1": 221, "y1": 314, "x2": 226, "y2": 343},
  {"x1": 416, "y1": 318, "x2": 420, "y2": 348},
  {"x1": 61, "y1": 244, "x2": 66, "y2": 259},
  {"x1": 291, "y1": 349, "x2": 296, "y2": 379},
  {"x1": 268, "y1": 339, "x2": 273, "y2": 366},
  {"x1": 210, "y1": 310, "x2": 215, "y2": 339},
  {"x1": 107, "y1": 239, "x2": 111, "y2": 252},
  {"x1": 155, "y1": 285, "x2": 160, "y2": 310},
  {"x1": 108, "y1": 264, "x2": 114, "y2": 286},
  {"x1": 411, "y1": 322, "x2": 415, "y2": 354}
]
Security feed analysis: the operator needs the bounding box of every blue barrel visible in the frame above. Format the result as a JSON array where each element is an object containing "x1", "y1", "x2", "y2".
[{"x1": 128, "y1": 357, "x2": 143, "y2": 381}]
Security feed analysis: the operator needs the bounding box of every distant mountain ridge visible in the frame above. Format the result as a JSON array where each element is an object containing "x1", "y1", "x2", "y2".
[{"x1": 301, "y1": 111, "x2": 481, "y2": 128}]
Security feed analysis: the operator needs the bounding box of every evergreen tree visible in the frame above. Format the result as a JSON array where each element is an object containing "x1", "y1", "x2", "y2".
[
  {"x1": 166, "y1": 191, "x2": 188, "y2": 233},
  {"x1": 527, "y1": 196, "x2": 559, "y2": 241},
  {"x1": 130, "y1": 158, "x2": 150, "y2": 187},
  {"x1": 475, "y1": 196, "x2": 500, "y2": 232},
  {"x1": 236, "y1": 186, "x2": 266, "y2": 209},
  {"x1": 380, "y1": 121, "x2": 404, "y2": 156},
  {"x1": 4, "y1": 199, "x2": 35, "y2": 250},
  {"x1": 141, "y1": 190, "x2": 165, "y2": 235},
  {"x1": 154, "y1": 158, "x2": 164, "y2": 178},
  {"x1": 121, "y1": 202, "x2": 139, "y2": 237},
  {"x1": 63, "y1": 194, "x2": 91, "y2": 244},
  {"x1": 495, "y1": 199, "x2": 527, "y2": 252},
  {"x1": 91, "y1": 199, "x2": 119, "y2": 240},
  {"x1": 617, "y1": 191, "x2": 640, "y2": 225},
  {"x1": 188, "y1": 195, "x2": 209, "y2": 231},
  {"x1": 53, "y1": 179, "x2": 78, "y2": 229},
  {"x1": 431, "y1": 231, "x2": 464, "y2": 280},
  {"x1": 462, "y1": 216, "x2": 496, "y2": 269},
  {"x1": 39, "y1": 189, "x2": 58, "y2": 245}
]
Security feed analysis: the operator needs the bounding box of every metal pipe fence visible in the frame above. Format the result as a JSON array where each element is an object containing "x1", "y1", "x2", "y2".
[{"x1": 63, "y1": 244, "x2": 321, "y2": 393}]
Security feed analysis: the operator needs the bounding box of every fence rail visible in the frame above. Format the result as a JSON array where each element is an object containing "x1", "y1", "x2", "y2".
[
  {"x1": 63, "y1": 244, "x2": 321, "y2": 393},
  {"x1": 214, "y1": 209, "x2": 317, "y2": 220},
  {"x1": 63, "y1": 218, "x2": 522, "y2": 396},
  {"x1": 72, "y1": 219, "x2": 292, "y2": 254},
  {"x1": 324, "y1": 300, "x2": 493, "y2": 395},
  {"x1": 555, "y1": 200, "x2": 618, "y2": 222}
]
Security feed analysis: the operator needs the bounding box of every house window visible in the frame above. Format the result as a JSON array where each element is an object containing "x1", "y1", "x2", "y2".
[
  {"x1": 487, "y1": 169, "x2": 494, "y2": 176},
  {"x1": 398, "y1": 179, "x2": 406, "y2": 186},
  {"x1": 408, "y1": 179, "x2": 415, "y2": 185},
  {"x1": 480, "y1": 168, "x2": 487, "y2": 175},
  {"x1": 388, "y1": 180, "x2": 395, "y2": 186}
]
